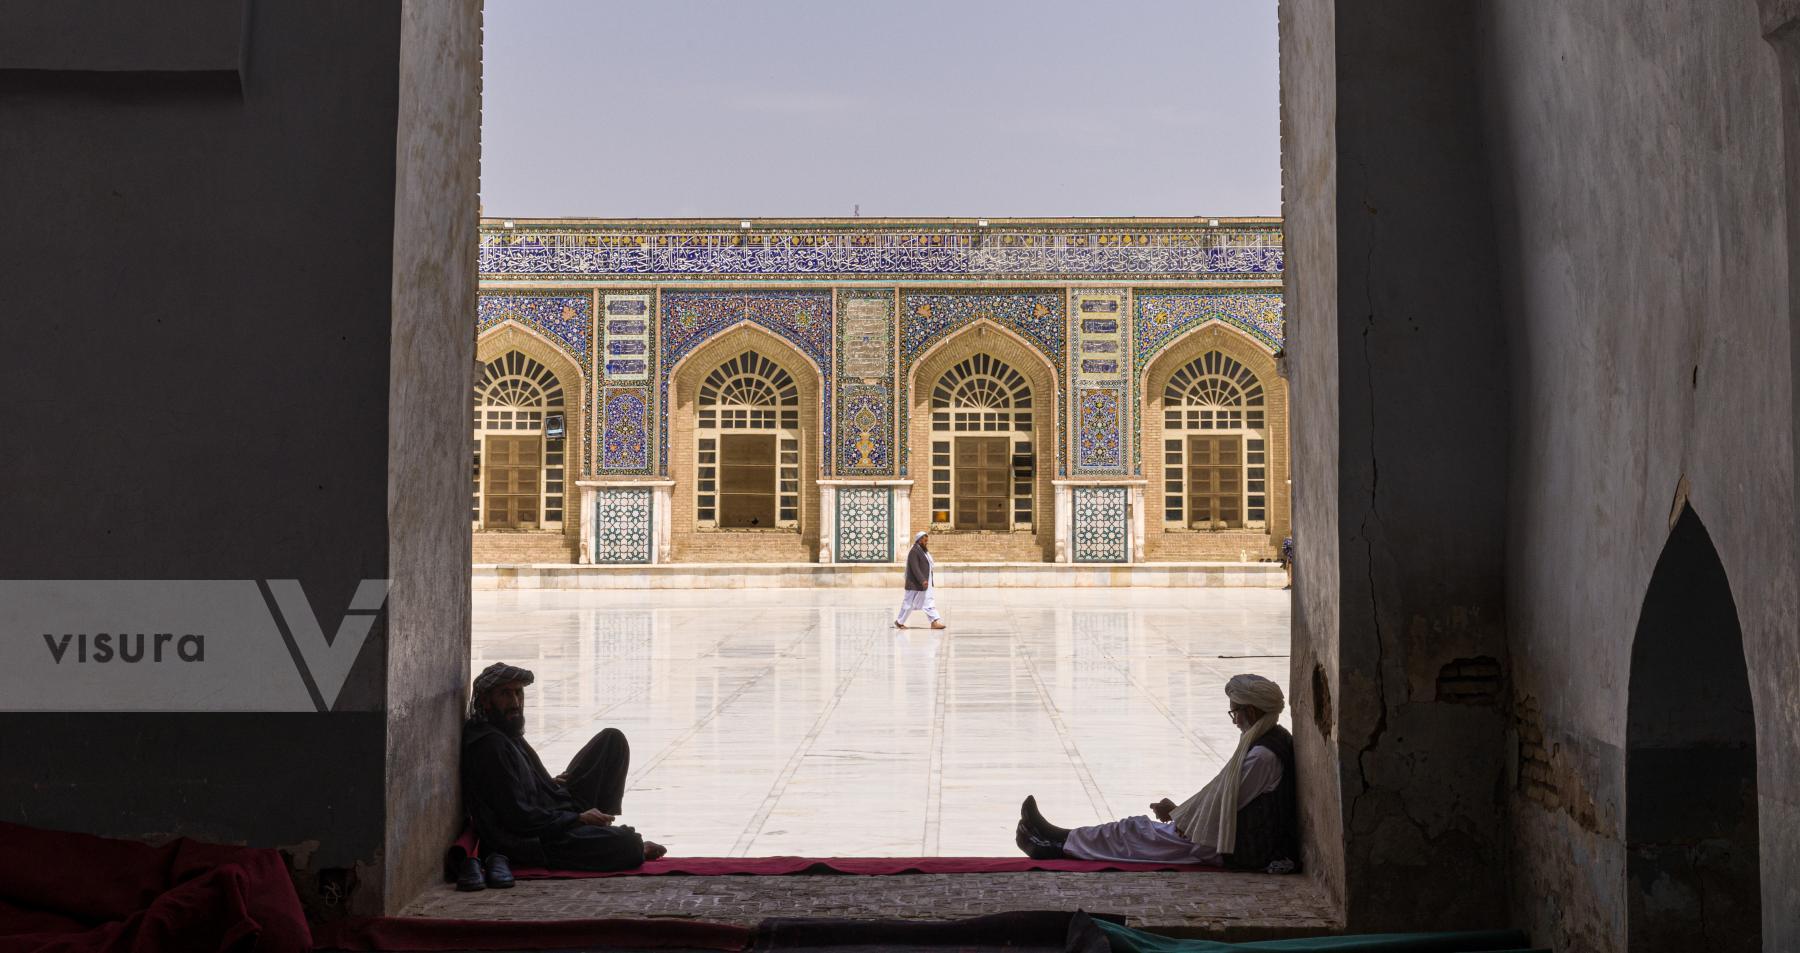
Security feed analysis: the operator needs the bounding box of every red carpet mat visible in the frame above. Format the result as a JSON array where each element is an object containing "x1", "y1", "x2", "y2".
[
  {"x1": 446, "y1": 826, "x2": 1218, "y2": 880},
  {"x1": 0, "y1": 821, "x2": 310, "y2": 953},
  {"x1": 313, "y1": 916, "x2": 748, "y2": 952},
  {"x1": 314, "y1": 911, "x2": 1111, "y2": 953}
]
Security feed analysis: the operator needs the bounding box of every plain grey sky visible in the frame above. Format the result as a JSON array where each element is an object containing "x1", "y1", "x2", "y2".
[{"x1": 480, "y1": 1, "x2": 1278, "y2": 219}]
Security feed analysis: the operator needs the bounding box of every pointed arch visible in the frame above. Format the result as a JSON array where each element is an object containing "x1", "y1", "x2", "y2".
[
  {"x1": 1626, "y1": 504, "x2": 1760, "y2": 953},
  {"x1": 904, "y1": 320, "x2": 1059, "y2": 562},
  {"x1": 472, "y1": 321, "x2": 586, "y2": 540},
  {"x1": 1140, "y1": 321, "x2": 1288, "y2": 561},
  {"x1": 668, "y1": 322, "x2": 824, "y2": 563}
]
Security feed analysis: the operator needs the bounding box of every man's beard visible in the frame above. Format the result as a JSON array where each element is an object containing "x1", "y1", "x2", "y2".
[{"x1": 493, "y1": 708, "x2": 526, "y2": 737}]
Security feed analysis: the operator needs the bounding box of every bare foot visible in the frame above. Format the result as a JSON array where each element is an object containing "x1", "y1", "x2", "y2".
[
  {"x1": 894, "y1": 621, "x2": 906, "y2": 629},
  {"x1": 643, "y1": 841, "x2": 667, "y2": 862}
]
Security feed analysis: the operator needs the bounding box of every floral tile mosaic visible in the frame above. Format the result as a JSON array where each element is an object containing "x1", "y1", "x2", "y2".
[
  {"x1": 1074, "y1": 387, "x2": 1125, "y2": 472},
  {"x1": 1133, "y1": 292, "x2": 1285, "y2": 372},
  {"x1": 600, "y1": 387, "x2": 650, "y2": 472},
  {"x1": 477, "y1": 293, "x2": 591, "y2": 368}
]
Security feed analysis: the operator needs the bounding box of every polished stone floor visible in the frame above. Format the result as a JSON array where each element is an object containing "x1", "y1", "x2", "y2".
[{"x1": 473, "y1": 587, "x2": 1291, "y2": 858}]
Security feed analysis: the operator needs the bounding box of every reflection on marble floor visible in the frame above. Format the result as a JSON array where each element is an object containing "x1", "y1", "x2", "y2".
[{"x1": 472, "y1": 587, "x2": 1291, "y2": 858}]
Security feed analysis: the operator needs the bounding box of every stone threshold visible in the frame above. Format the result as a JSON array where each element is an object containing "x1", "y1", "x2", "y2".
[
  {"x1": 399, "y1": 870, "x2": 1340, "y2": 939},
  {"x1": 472, "y1": 562, "x2": 1287, "y2": 589}
]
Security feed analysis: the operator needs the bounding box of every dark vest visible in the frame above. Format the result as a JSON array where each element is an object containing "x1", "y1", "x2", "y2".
[{"x1": 1223, "y1": 724, "x2": 1299, "y2": 872}]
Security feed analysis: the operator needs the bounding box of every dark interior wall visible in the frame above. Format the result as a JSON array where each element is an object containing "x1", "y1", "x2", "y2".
[
  {"x1": 1477, "y1": 1, "x2": 1800, "y2": 950},
  {"x1": 0, "y1": 0, "x2": 425, "y2": 917},
  {"x1": 1281, "y1": 0, "x2": 1514, "y2": 931}
]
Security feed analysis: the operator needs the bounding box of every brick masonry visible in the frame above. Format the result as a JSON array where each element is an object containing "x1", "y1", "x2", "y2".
[{"x1": 402, "y1": 872, "x2": 1338, "y2": 938}]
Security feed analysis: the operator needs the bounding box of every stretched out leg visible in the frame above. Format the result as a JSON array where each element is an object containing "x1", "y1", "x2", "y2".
[{"x1": 562, "y1": 727, "x2": 630, "y2": 815}]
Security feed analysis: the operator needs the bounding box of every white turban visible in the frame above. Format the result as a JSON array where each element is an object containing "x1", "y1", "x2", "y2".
[
  {"x1": 1170, "y1": 674, "x2": 1285, "y2": 856},
  {"x1": 914, "y1": 531, "x2": 929, "y2": 543}
]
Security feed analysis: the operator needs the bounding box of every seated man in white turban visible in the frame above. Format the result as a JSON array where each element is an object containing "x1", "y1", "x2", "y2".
[{"x1": 1015, "y1": 673, "x2": 1298, "y2": 873}]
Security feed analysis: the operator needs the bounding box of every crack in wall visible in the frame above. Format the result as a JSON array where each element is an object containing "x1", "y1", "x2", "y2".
[{"x1": 1351, "y1": 184, "x2": 1392, "y2": 824}]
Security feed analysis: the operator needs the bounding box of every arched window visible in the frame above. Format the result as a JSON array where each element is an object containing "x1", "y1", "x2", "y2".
[
  {"x1": 695, "y1": 350, "x2": 801, "y2": 530},
  {"x1": 929, "y1": 354, "x2": 1035, "y2": 531},
  {"x1": 1161, "y1": 351, "x2": 1267, "y2": 530},
  {"x1": 472, "y1": 351, "x2": 566, "y2": 529}
]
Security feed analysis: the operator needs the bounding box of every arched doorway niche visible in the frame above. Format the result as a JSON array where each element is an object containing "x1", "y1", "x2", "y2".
[
  {"x1": 668, "y1": 323, "x2": 824, "y2": 563},
  {"x1": 1626, "y1": 504, "x2": 1761, "y2": 953}
]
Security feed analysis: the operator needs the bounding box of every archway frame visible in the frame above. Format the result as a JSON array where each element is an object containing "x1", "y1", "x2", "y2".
[
  {"x1": 904, "y1": 319, "x2": 1061, "y2": 562},
  {"x1": 667, "y1": 321, "x2": 826, "y2": 562},
  {"x1": 1139, "y1": 321, "x2": 1290, "y2": 561},
  {"x1": 474, "y1": 322, "x2": 587, "y2": 538}
]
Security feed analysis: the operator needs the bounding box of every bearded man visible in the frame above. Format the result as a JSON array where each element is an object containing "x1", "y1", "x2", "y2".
[
  {"x1": 1015, "y1": 673, "x2": 1297, "y2": 873},
  {"x1": 459, "y1": 662, "x2": 666, "y2": 890}
]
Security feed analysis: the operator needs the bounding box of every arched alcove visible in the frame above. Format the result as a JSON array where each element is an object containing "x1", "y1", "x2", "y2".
[{"x1": 1626, "y1": 505, "x2": 1760, "y2": 952}]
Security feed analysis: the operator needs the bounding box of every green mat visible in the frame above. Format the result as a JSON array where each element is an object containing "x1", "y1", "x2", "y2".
[{"x1": 1093, "y1": 918, "x2": 1546, "y2": 953}]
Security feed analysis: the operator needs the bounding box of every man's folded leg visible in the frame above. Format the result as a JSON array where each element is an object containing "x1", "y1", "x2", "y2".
[
  {"x1": 541, "y1": 823, "x2": 647, "y2": 872},
  {"x1": 562, "y1": 727, "x2": 630, "y2": 815}
]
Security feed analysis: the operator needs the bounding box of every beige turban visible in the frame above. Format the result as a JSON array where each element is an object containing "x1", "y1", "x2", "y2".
[{"x1": 1169, "y1": 674, "x2": 1285, "y2": 855}]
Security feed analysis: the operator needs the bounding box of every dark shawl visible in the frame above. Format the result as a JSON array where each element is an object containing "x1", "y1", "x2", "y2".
[
  {"x1": 1222, "y1": 724, "x2": 1299, "y2": 873},
  {"x1": 904, "y1": 542, "x2": 931, "y2": 591},
  {"x1": 461, "y1": 720, "x2": 643, "y2": 870}
]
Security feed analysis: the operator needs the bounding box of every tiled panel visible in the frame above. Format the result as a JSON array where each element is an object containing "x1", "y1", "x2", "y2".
[
  {"x1": 478, "y1": 293, "x2": 591, "y2": 368},
  {"x1": 835, "y1": 487, "x2": 893, "y2": 563},
  {"x1": 600, "y1": 387, "x2": 650, "y2": 472},
  {"x1": 1071, "y1": 486, "x2": 1130, "y2": 563},
  {"x1": 835, "y1": 291, "x2": 896, "y2": 477},
  {"x1": 593, "y1": 488, "x2": 654, "y2": 564},
  {"x1": 481, "y1": 226, "x2": 1285, "y2": 279}
]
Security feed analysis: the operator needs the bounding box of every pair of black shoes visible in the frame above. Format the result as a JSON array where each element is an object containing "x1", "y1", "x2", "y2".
[
  {"x1": 1015, "y1": 795, "x2": 1070, "y2": 860},
  {"x1": 455, "y1": 853, "x2": 515, "y2": 891}
]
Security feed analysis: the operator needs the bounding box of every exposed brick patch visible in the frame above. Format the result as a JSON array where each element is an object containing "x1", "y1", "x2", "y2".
[
  {"x1": 1311, "y1": 663, "x2": 1333, "y2": 739},
  {"x1": 1513, "y1": 695, "x2": 1606, "y2": 835},
  {"x1": 1434, "y1": 656, "x2": 1500, "y2": 704}
]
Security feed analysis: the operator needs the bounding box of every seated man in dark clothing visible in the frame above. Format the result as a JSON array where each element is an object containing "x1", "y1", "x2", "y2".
[
  {"x1": 1015, "y1": 673, "x2": 1298, "y2": 874},
  {"x1": 459, "y1": 661, "x2": 666, "y2": 889}
]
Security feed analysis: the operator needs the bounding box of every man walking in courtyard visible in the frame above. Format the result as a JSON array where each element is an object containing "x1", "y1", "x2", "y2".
[
  {"x1": 459, "y1": 662, "x2": 666, "y2": 889},
  {"x1": 1015, "y1": 674, "x2": 1296, "y2": 873},
  {"x1": 895, "y1": 530, "x2": 946, "y2": 629}
]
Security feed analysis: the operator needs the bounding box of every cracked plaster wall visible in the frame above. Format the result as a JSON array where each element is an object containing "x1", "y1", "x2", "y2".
[
  {"x1": 1281, "y1": 0, "x2": 1513, "y2": 931},
  {"x1": 1476, "y1": 1, "x2": 1800, "y2": 950}
]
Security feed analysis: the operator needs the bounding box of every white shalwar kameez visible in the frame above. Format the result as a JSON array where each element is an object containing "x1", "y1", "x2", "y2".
[
  {"x1": 1061, "y1": 745, "x2": 1284, "y2": 864},
  {"x1": 895, "y1": 550, "x2": 940, "y2": 625}
]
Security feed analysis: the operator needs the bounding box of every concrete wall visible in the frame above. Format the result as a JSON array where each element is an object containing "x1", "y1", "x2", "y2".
[
  {"x1": 0, "y1": 0, "x2": 478, "y2": 916},
  {"x1": 1476, "y1": 2, "x2": 1800, "y2": 949},
  {"x1": 1284, "y1": 0, "x2": 1800, "y2": 945},
  {"x1": 1282, "y1": 0, "x2": 1516, "y2": 932},
  {"x1": 385, "y1": 0, "x2": 481, "y2": 916}
]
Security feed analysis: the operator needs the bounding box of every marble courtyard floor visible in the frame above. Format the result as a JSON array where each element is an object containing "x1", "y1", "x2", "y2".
[
  {"x1": 469, "y1": 586, "x2": 1292, "y2": 858},
  {"x1": 411, "y1": 587, "x2": 1324, "y2": 933}
]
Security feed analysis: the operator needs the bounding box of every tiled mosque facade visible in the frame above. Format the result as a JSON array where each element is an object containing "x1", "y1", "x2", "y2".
[{"x1": 472, "y1": 218, "x2": 1287, "y2": 566}]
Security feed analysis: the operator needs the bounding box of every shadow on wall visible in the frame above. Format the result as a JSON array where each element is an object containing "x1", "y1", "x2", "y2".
[{"x1": 1626, "y1": 505, "x2": 1760, "y2": 953}]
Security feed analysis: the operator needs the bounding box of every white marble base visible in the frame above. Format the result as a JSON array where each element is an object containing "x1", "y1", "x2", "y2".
[
  {"x1": 473, "y1": 587, "x2": 1292, "y2": 857},
  {"x1": 472, "y1": 562, "x2": 1287, "y2": 590}
]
